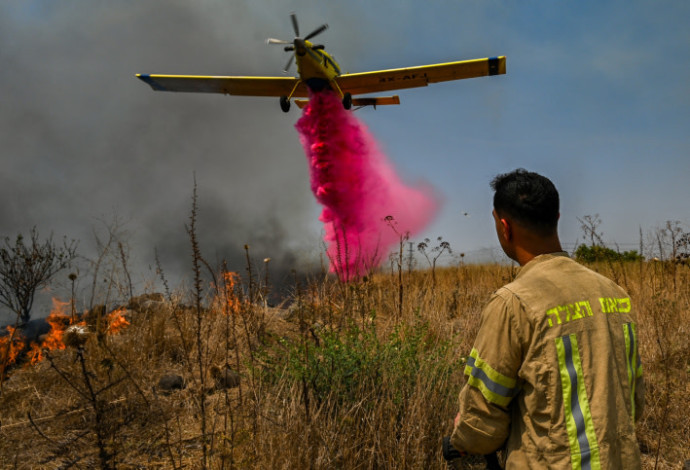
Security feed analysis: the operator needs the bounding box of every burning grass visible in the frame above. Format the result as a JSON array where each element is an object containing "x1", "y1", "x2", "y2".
[
  {"x1": 1, "y1": 298, "x2": 129, "y2": 372},
  {"x1": 0, "y1": 261, "x2": 688, "y2": 469}
]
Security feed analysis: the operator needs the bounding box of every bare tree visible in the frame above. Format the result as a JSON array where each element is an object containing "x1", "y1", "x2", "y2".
[
  {"x1": 86, "y1": 215, "x2": 132, "y2": 310},
  {"x1": 577, "y1": 214, "x2": 602, "y2": 247},
  {"x1": 0, "y1": 228, "x2": 77, "y2": 325}
]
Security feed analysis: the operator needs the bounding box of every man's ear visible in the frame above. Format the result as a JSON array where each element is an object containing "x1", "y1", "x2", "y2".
[{"x1": 500, "y1": 217, "x2": 512, "y2": 241}]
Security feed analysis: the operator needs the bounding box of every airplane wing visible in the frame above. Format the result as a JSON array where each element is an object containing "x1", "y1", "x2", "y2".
[
  {"x1": 136, "y1": 74, "x2": 310, "y2": 97},
  {"x1": 335, "y1": 56, "x2": 505, "y2": 95}
]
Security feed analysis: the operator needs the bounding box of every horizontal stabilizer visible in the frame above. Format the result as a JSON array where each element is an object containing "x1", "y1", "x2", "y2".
[
  {"x1": 294, "y1": 95, "x2": 401, "y2": 109},
  {"x1": 352, "y1": 96, "x2": 400, "y2": 107}
]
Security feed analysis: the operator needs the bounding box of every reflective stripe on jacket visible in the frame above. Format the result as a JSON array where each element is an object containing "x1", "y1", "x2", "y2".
[{"x1": 451, "y1": 253, "x2": 644, "y2": 470}]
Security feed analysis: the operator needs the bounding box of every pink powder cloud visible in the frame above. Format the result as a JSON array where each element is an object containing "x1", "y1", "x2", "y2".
[{"x1": 296, "y1": 90, "x2": 439, "y2": 281}]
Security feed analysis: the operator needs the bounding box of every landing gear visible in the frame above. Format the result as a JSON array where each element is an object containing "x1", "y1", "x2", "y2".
[
  {"x1": 280, "y1": 95, "x2": 290, "y2": 112},
  {"x1": 342, "y1": 92, "x2": 352, "y2": 110}
]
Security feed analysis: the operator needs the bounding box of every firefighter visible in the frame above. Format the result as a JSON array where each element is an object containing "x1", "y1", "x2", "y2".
[{"x1": 450, "y1": 169, "x2": 644, "y2": 469}]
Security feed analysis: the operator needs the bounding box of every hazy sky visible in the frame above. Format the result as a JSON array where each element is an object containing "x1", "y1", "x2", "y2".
[{"x1": 1, "y1": 1, "x2": 689, "y2": 318}]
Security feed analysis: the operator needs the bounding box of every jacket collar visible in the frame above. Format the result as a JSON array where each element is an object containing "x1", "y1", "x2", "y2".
[{"x1": 515, "y1": 251, "x2": 570, "y2": 280}]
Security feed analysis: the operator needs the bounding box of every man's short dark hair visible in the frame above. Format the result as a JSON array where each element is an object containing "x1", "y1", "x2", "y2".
[{"x1": 491, "y1": 169, "x2": 559, "y2": 235}]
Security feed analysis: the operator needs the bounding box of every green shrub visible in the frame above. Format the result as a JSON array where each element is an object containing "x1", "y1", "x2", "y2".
[
  {"x1": 255, "y1": 317, "x2": 460, "y2": 409},
  {"x1": 574, "y1": 244, "x2": 644, "y2": 263}
]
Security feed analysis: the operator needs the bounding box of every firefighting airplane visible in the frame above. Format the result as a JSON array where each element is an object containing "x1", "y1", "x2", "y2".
[{"x1": 136, "y1": 14, "x2": 506, "y2": 112}]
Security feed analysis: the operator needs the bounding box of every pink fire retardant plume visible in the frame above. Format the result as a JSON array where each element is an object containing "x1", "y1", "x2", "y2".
[{"x1": 296, "y1": 90, "x2": 439, "y2": 281}]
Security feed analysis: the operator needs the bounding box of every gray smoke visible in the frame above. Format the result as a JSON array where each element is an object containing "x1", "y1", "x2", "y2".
[{"x1": 0, "y1": 2, "x2": 352, "y2": 321}]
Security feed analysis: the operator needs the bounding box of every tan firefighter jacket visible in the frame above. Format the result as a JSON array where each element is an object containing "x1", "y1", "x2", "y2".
[{"x1": 451, "y1": 253, "x2": 644, "y2": 470}]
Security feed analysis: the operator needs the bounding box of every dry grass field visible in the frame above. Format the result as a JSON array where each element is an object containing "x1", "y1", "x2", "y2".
[{"x1": 0, "y1": 258, "x2": 688, "y2": 469}]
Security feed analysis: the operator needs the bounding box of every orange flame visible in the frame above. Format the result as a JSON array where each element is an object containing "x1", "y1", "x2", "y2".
[
  {"x1": 106, "y1": 307, "x2": 130, "y2": 335},
  {"x1": 1, "y1": 326, "x2": 26, "y2": 370},
  {"x1": 222, "y1": 271, "x2": 241, "y2": 314},
  {"x1": 27, "y1": 298, "x2": 81, "y2": 365},
  {"x1": 4, "y1": 298, "x2": 133, "y2": 370}
]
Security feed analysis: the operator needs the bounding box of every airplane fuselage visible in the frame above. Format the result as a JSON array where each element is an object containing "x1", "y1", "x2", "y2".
[{"x1": 295, "y1": 39, "x2": 341, "y2": 91}]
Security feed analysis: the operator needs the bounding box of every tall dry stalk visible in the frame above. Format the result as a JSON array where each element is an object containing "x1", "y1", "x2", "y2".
[
  {"x1": 185, "y1": 177, "x2": 209, "y2": 469},
  {"x1": 385, "y1": 215, "x2": 408, "y2": 318}
]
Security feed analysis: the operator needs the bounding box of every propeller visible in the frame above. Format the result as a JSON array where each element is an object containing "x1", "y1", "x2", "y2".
[
  {"x1": 266, "y1": 38, "x2": 291, "y2": 45},
  {"x1": 283, "y1": 56, "x2": 294, "y2": 73},
  {"x1": 267, "y1": 13, "x2": 329, "y2": 72},
  {"x1": 304, "y1": 23, "x2": 328, "y2": 41},
  {"x1": 291, "y1": 12, "x2": 300, "y2": 37}
]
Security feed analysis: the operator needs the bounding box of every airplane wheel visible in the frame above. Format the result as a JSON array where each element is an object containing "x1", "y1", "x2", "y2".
[
  {"x1": 280, "y1": 96, "x2": 290, "y2": 112},
  {"x1": 342, "y1": 92, "x2": 352, "y2": 110}
]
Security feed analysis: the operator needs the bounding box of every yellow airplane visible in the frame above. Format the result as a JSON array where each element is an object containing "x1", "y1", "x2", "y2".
[{"x1": 136, "y1": 14, "x2": 506, "y2": 112}]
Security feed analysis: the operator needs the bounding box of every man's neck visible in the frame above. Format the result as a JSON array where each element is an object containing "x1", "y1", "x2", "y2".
[{"x1": 513, "y1": 237, "x2": 563, "y2": 266}]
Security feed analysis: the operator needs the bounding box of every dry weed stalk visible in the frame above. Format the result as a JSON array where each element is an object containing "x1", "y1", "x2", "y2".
[{"x1": 385, "y1": 215, "x2": 408, "y2": 319}]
